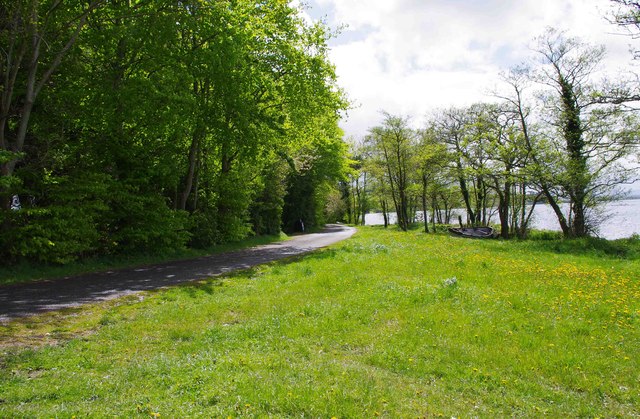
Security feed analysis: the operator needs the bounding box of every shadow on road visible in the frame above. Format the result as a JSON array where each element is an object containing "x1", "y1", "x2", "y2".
[{"x1": 0, "y1": 224, "x2": 356, "y2": 322}]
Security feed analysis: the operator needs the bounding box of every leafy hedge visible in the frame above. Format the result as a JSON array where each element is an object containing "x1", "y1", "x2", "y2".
[{"x1": 1, "y1": 174, "x2": 190, "y2": 264}]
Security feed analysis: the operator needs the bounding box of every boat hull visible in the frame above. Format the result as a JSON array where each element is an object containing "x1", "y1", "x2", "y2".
[{"x1": 448, "y1": 227, "x2": 495, "y2": 238}]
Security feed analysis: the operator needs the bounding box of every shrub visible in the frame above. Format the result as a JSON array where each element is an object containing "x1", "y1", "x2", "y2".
[
  {"x1": 106, "y1": 185, "x2": 190, "y2": 254},
  {"x1": 1, "y1": 174, "x2": 191, "y2": 264}
]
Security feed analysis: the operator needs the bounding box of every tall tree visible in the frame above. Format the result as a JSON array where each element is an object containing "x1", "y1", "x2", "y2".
[
  {"x1": 609, "y1": 0, "x2": 640, "y2": 58},
  {"x1": 475, "y1": 103, "x2": 534, "y2": 238},
  {"x1": 367, "y1": 113, "x2": 416, "y2": 231},
  {"x1": 1, "y1": 0, "x2": 349, "y2": 264},
  {"x1": 534, "y1": 29, "x2": 639, "y2": 237},
  {"x1": 432, "y1": 108, "x2": 485, "y2": 226},
  {"x1": 497, "y1": 66, "x2": 563, "y2": 237},
  {"x1": 416, "y1": 126, "x2": 449, "y2": 233},
  {"x1": 0, "y1": 0, "x2": 103, "y2": 210}
]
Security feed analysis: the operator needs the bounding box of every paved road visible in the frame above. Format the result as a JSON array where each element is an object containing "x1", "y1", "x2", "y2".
[{"x1": 0, "y1": 224, "x2": 356, "y2": 322}]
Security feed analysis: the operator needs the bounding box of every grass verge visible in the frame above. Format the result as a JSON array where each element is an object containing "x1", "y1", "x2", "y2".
[{"x1": 1, "y1": 227, "x2": 639, "y2": 417}]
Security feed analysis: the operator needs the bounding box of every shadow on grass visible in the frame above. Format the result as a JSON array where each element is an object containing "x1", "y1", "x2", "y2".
[{"x1": 175, "y1": 280, "x2": 224, "y2": 299}]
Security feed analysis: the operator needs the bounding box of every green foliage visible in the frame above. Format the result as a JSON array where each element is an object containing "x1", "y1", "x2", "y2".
[
  {"x1": 0, "y1": 0, "x2": 349, "y2": 264},
  {"x1": 282, "y1": 118, "x2": 349, "y2": 232},
  {"x1": 250, "y1": 161, "x2": 287, "y2": 236},
  {"x1": 365, "y1": 113, "x2": 418, "y2": 231},
  {"x1": 1, "y1": 174, "x2": 110, "y2": 264},
  {"x1": 283, "y1": 171, "x2": 319, "y2": 232},
  {"x1": 213, "y1": 169, "x2": 255, "y2": 243},
  {"x1": 0, "y1": 151, "x2": 24, "y2": 191},
  {"x1": 1, "y1": 172, "x2": 190, "y2": 264},
  {"x1": 323, "y1": 186, "x2": 348, "y2": 224},
  {"x1": 106, "y1": 185, "x2": 191, "y2": 254},
  {"x1": 0, "y1": 151, "x2": 24, "y2": 166},
  {"x1": 4, "y1": 206, "x2": 101, "y2": 264},
  {"x1": 188, "y1": 210, "x2": 219, "y2": 249}
]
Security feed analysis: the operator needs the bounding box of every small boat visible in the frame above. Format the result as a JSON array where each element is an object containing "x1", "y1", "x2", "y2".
[{"x1": 448, "y1": 226, "x2": 495, "y2": 238}]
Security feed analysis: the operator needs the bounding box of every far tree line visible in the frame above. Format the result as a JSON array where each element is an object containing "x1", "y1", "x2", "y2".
[{"x1": 340, "y1": 29, "x2": 640, "y2": 239}]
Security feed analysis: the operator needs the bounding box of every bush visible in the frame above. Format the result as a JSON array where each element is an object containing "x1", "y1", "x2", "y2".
[
  {"x1": 250, "y1": 162, "x2": 286, "y2": 236},
  {"x1": 1, "y1": 174, "x2": 191, "y2": 264},
  {"x1": 3, "y1": 205, "x2": 103, "y2": 264},
  {"x1": 188, "y1": 210, "x2": 219, "y2": 248},
  {"x1": 106, "y1": 185, "x2": 191, "y2": 254},
  {"x1": 1, "y1": 173, "x2": 110, "y2": 264}
]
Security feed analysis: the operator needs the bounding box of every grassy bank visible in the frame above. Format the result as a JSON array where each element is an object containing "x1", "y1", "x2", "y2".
[{"x1": 1, "y1": 227, "x2": 639, "y2": 417}]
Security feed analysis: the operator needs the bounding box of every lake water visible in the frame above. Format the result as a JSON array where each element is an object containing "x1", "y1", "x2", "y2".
[{"x1": 364, "y1": 199, "x2": 640, "y2": 240}]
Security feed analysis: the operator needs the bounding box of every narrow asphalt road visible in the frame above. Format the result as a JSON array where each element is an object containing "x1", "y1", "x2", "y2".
[{"x1": 0, "y1": 224, "x2": 356, "y2": 322}]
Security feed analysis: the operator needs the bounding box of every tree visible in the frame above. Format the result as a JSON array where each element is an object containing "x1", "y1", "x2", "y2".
[
  {"x1": 533, "y1": 29, "x2": 640, "y2": 237},
  {"x1": 0, "y1": 0, "x2": 103, "y2": 211},
  {"x1": 432, "y1": 107, "x2": 488, "y2": 226},
  {"x1": 282, "y1": 115, "x2": 349, "y2": 233},
  {"x1": 343, "y1": 141, "x2": 371, "y2": 226},
  {"x1": 416, "y1": 126, "x2": 449, "y2": 233},
  {"x1": 0, "y1": 0, "x2": 349, "y2": 264},
  {"x1": 366, "y1": 113, "x2": 416, "y2": 231},
  {"x1": 477, "y1": 104, "x2": 536, "y2": 238},
  {"x1": 496, "y1": 66, "x2": 551, "y2": 238},
  {"x1": 609, "y1": 1, "x2": 640, "y2": 58},
  {"x1": 365, "y1": 149, "x2": 393, "y2": 228}
]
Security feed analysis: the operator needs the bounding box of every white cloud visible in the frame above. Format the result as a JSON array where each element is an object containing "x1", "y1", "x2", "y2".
[{"x1": 304, "y1": 0, "x2": 639, "y2": 139}]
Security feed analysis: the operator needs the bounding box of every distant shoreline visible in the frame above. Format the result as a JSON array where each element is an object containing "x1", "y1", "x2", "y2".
[{"x1": 365, "y1": 198, "x2": 640, "y2": 239}]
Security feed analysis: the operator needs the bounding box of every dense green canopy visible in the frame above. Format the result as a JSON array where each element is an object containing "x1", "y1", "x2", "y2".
[{"x1": 0, "y1": 0, "x2": 349, "y2": 264}]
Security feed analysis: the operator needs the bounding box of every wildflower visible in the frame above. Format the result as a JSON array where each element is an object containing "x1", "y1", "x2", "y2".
[{"x1": 443, "y1": 276, "x2": 457, "y2": 287}]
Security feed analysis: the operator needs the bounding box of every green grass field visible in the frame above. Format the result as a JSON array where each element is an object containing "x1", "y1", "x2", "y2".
[{"x1": 1, "y1": 227, "x2": 639, "y2": 417}]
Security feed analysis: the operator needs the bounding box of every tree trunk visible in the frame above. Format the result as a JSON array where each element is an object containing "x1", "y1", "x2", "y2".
[
  {"x1": 354, "y1": 178, "x2": 362, "y2": 225},
  {"x1": 571, "y1": 197, "x2": 587, "y2": 237},
  {"x1": 399, "y1": 190, "x2": 409, "y2": 231},
  {"x1": 431, "y1": 206, "x2": 436, "y2": 231},
  {"x1": 193, "y1": 150, "x2": 201, "y2": 212},
  {"x1": 457, "y1": 161, "x2": 476, "y2": 225},
  {"x1": 0, "y1": 0, "x2": 101, "y2": 182},
  {"x1": 543, "y1": 187, "x2": 571, "y2": 236},
  {"x1": 381, "y1": 199, "x2": 388, "y2": 228},
  {"x1": 515, "y1": 81, "x2": 573, "y2": 238},
  {"x1": 360, "y1": 172, "x2": 368, "y2": 226},
  {"x1": 560, "y1": 76, "x2": 588, "y2": 237},
  {"x1": 180, "y1": 129, "x2": 201, "y2": 211},
  {"x1": 499, "y1": 182, "x2": 510, "y2": 239},
  {"x1": 421, "y1": 173, "x2": 429, "y2": 233}
]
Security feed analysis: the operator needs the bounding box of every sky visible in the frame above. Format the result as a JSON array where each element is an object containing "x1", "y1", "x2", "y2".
[{"x1": 298, "y1": 0, "x2": 638, "y2": 140}]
